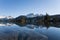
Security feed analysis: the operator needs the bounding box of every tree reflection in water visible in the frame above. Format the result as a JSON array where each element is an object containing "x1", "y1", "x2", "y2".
[
  {"x1": 14, "y1": 22, "x2": 60, "y2": 29},
  {"x1": 0, "y1": 21, "x2": 60, "y2": 40},
  {"x1": 0, "y1": 22, "x2": 48, "y2": 40}
]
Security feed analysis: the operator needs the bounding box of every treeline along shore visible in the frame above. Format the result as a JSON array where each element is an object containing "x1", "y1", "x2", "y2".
[
  {"x1": 0, "y1": 13, "x2": 59, "y2": 28},
  {"x1": 8, "y1": 13, "x2": 60, "y2": 27}
]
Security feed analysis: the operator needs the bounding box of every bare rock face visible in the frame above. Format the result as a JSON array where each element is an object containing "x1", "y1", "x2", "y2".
[{"x1": 0, "y1": 27, "x2": 48, "y2": 40}]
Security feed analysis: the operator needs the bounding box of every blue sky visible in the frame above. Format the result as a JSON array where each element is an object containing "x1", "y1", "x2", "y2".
[{"x1": 0, "y1": 0, "x2": 60, "y2": 17}]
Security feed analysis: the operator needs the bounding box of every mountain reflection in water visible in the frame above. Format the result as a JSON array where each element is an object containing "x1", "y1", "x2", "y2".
[
  {"x1": 0, "y1": 22, "x2": 60, "y2": 40},
  {"x1": 0, "y1": 22, "x2": 13, "y2": 26}
]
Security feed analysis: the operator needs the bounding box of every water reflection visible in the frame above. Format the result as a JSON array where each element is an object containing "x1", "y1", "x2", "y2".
[
  {"x1": 14, "y1": 22, "x2": 60, "y2": 40},
  {"x1": 0, "y1": 22, "x2": 60, "y2": 40},
  {"x1": 0, "y1": 22, "x2": 14, "y2": 26},
  {"x1": 0, "y1": 22, "x2": 60, "y2": 29},
  {"x1": 14, "y1": 22, "x2": 60, "y2": 29},
  {"x1": 0, "y1": 22, "x2": 48, "y2": 40}
]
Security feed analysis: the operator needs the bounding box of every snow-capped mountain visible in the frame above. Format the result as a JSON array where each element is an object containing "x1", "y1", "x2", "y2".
[
  {"x1": 26, "y1": 13, "x2": 34, "y2": 17},
  {"x1": 0, "y1": 16, "x2": 13, "y2": 19},
  {"x1": 26, "y1": 13, "x2": 42, "y2": 18},
  {"x1": 0, "y1": 16, "x2": 13, "y2": 22},
  {"x1": 26, "y1": 13, "x2": 38, "y2": 17},
  {"x1": 6, "y1": 16, "x2": 13, "y2": 19},
  {"x1": 0, "y1": 16, "x2": 6, "y2": 19}
]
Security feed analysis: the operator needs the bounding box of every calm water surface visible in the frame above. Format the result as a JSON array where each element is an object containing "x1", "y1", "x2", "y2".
[{"x1": 0, "y1": 22, "x2": 60, "y2": 40}]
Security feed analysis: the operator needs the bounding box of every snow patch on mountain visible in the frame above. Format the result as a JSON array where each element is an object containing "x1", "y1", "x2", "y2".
[{"x1": 0, "y1": 16, "x2": 13, "y2": 19}]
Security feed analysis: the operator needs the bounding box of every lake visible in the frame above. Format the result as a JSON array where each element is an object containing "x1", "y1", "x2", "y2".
[{"x1": 0, "y1": 22, "x2": 60, "y2": 40}]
